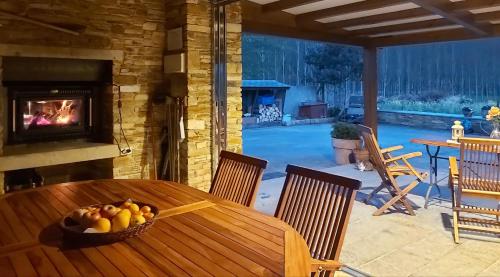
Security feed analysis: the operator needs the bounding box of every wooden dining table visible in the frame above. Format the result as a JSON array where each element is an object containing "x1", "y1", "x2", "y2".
[{"x1": 0, "y1": 180, "x2": 311, "y2": 276}]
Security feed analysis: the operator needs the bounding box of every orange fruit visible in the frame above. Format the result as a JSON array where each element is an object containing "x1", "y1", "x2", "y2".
[{"x1": 140, "y1": 206, "x2": 151, "y2": 214}]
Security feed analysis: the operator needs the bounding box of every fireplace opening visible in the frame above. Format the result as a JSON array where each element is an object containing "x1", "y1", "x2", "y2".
[
  {"x1": 2, "y1": 57, "x2": 112, "y2": 144},
  {"x1": 7, "y1": 84, "x2": 99, "y2": 143}
]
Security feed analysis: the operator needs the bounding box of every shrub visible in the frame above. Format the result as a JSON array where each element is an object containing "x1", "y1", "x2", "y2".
[
  {"x1": 417, "y1": 90, "x2": 446, "y2": 102},
  {"x1": 378, "y1": 95, "x2": 490, "y2": 114},
  {"x1": 331, "y1": 122, "x2": 360, "y2": 140}
]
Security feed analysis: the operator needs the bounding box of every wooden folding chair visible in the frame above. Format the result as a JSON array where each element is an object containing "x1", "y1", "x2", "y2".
[
  {"x1": 209, "y1": 150, "x2": 267, "y2": 207},
  {"x1": 449, "y1": 138, "x2": 500, "y2": 243},
  {"x1": 275, "y1": 165, "x2": 361, "y2": 276},
  {"x1": 357, "y1": 125, "x2": 428, "y2": 216}
]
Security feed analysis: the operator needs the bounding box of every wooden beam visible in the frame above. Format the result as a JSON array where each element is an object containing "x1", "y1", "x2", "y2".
[
  {"x1": 325, "y1": 8, "x2": 430, "y2": 30},
  {"x1": 350, "y1": 18, "x2": 451, "y2": 37},
  {"x1": 242, "y1": 20, "x2": 365, "y2": 46},
  {"x1": 450, "y1": 0, "x2": 500, "y2": 12},
  {"x1": 363, "y1": 47, "x2": 378, "y2": 136},
  {"x1": 241, "y1": 0, "x2": 366, "y2": 46},
  {"x1": 0, "y1": 10, "x2": 80, "y2": 35},
  {"x1": 262, "y1": 0, "x2": 323, "y2": 13},
  {"x1": 369, "y1": 28, "x2": 478, "y2": 47},
  {"x1": 475, "y1": 11, "x2": 500, "y2": 22},
  {"x1": 297, "y1": 0, "x2": 403, "y2": 22},
  {"x1": 408, "y1": 0, "x2": 492, "y2": 36}
]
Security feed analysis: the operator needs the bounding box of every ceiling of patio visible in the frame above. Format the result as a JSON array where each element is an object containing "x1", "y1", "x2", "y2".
[{"x1": 242, "y1": 0, "x2": 500, "y2": 47}]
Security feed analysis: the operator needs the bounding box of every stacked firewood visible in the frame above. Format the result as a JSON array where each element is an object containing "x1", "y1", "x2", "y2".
[{"x1": 258, "y1": 104, "x2": 282, "y2": 123}]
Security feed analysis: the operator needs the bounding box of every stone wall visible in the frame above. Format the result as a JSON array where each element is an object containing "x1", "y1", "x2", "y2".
[
  {"x1": 0, "y1": 0, "x2": 243, "y2": 192},
  {"x1": 0, "y1": 0, "x2": 166, "y2": 183}
]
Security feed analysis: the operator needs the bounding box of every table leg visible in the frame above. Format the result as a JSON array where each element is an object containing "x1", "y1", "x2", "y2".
[{"x1": 424, "y1": 145, "x2": 440, "y2": 209}]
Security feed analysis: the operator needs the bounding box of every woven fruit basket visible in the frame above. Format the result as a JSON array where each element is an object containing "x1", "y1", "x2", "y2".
[{"x1": 60, "y1": 199, "x2": 158, "y2": 245}]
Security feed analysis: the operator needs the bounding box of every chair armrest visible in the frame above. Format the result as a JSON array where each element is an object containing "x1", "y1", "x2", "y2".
[
  {"x1": 381, "y1": 145, "x2": 404, "y2": 154},
  {"x1": 449, "y1": 156, "x2": 459, "y2": 178},
  {"x1": 385, "y1": 152, "x2": 422, "y2": 163},
  {"x1": 311, "y1": 259, "x2": 341, "y2": 273}
]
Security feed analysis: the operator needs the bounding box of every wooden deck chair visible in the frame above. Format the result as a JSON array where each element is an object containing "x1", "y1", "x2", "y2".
[
  {"x1": 275, "y1": 165, "x2": 361, "y2": 276},
  {"x1": 210, "y1": 151, "x2": 267, "y2": 207},
  {"x1": 357, "y1": 125, "x2": 428, "y2": 216},
  {"x1": 449, "y1": 138, "x2": 500, "y2": 243}
]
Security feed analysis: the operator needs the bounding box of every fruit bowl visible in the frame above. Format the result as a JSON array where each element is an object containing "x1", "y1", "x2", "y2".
[{"x1": 59, "y1": 200, "x2": 158, "y2": 245}]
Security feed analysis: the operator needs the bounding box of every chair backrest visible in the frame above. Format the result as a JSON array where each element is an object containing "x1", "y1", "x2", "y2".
[
  {"x1": 458, "y1": 138, "x2": 500, "y2": 192},
  {"x1": 210, "y1": 151, "x2": 268, "y2": 207},
  {"x1": 357, "y1": 124, "x2": 387, "y2": 179},
  {"x1": 275, "y1": 165, "x2": 361, "y2": 261}
]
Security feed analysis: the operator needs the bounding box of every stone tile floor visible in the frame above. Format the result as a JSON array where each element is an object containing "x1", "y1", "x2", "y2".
[{"x1": 254, "y1": 165, "x2": 500, "y2": 277}]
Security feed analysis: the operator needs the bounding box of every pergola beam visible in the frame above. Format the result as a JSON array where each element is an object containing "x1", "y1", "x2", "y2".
[
  {"x1": 325, "y1": 8, "x2": 430, "y2": 30},
  {"x1": 450, "y1": 0, "x2": 500, "y2": 12},
  {"x1": 351, "y1": 18, "x2": 451, "y2": 37},
  {"x1": 241, "y1": 1, "x2": 367, "y2": 46},
  {"x1": 475, "y1": 11, "x2": 500, "y2": 22},
  {"x1": 262, "y1": 0, "x2": 322, "y2": 13},
  {"x1": 297, "y1": 0, "x2": 403, "y2": 22},
  {"x1": 370, "y1": 28, "x2": 477, "y2": 47},
  {"x1": 408, "y1": 0, "x2": 492, "y2": 36}
]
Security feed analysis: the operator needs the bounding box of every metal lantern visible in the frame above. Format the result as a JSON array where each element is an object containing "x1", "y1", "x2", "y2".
[{"x1": 451, "y1": 120, "x2": 464, "y2": 141}]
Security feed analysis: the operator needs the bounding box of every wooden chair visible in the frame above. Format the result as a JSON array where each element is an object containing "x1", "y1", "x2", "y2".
[
  {"x1": 275, "y1": 165, "x2": 361, "y2": 276},
  {"x1": 357, "y1": 125, "x2": 428, "y2": 216},
  {"x1": 449, "y1": 137, "x2": 500, "y2": 243},
  {"x1": 210, "y1": 150, "x2": 267, "y2": 207}
]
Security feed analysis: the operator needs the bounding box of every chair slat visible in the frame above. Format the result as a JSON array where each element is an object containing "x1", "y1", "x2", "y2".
[
  {"x1": 210, "y1": 151, "x2": 267, "y2": 207},
  {"x1": 275, "y1": 165, "x2": 361, "y2": 264}
]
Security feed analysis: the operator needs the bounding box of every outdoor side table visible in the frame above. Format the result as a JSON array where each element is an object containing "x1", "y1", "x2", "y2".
[{"x1": 410, "y1": 138, "x2": 460, "y2": 208}]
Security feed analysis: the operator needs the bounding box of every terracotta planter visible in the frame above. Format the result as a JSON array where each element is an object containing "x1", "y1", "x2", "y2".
[{"x1": 332, "y1": 138, "x2": 361, "y2": 165}]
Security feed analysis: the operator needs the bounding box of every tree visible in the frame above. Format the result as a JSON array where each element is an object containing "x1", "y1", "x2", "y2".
[{"x1": 305, "y1": 44, "x2": 363, "y2": 103}]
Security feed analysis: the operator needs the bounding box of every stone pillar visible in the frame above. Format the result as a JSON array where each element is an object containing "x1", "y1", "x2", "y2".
[
  {"x1": 179, "y1": 0, "x2": 242, "y2": 191},
  {"x1": 226, "y1": 2, "x2": 243, "y2": 154},
  {"x1": 182, "y1": 0, "x2": 213, "y2": 191}
]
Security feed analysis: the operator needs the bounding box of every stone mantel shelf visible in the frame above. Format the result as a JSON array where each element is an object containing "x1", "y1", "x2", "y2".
[{"x1": 0, "y1": 141, "x2": 121, "y2": 172}]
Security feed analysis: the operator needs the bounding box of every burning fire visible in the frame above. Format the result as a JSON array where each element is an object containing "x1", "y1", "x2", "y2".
[{"x1": 23, "y1": 99, "x2": 80, "y2": 129}]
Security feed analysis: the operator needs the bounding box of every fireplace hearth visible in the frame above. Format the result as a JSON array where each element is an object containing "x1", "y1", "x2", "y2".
[{"x1": 7, "y1": 84, "x2": 98, "y2": 143}]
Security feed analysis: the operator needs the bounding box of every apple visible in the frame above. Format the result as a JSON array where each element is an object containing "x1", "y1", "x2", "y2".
[
  {"x1": 100, "y1": 204, "x2": 118, "y2": 218},
  {"x1": 82, "y1": 211, "x2": 101, "y2": 228}
]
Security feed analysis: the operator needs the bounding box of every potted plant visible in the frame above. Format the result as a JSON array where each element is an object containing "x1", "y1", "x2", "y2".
[{"x1": 331, "y1": 122, "x2": 361, "y2": 165}]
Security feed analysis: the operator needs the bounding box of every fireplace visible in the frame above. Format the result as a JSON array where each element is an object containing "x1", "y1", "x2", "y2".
[
  {"x1": 7, "y1": 84, "x2": 97, "y2": 143},
  {"x1": 1, "y1": 57, "x2": 112, "y2": 144}
]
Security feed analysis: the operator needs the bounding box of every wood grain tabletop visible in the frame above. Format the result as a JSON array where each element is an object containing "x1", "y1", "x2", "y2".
[
  {"x1": 411, "y1": 138, "x2": 460, "y2": 148},
  {"x1": 0, "y1": 179, "x2": 311, "y2": 277}
]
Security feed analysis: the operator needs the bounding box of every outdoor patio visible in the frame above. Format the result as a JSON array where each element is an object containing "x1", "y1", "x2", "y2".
[{"x1": 255, "y1": 165, "x2": 500, "y2": 276}]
